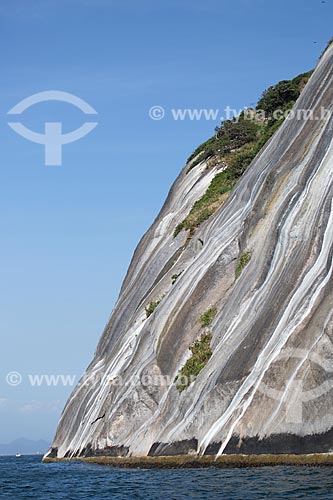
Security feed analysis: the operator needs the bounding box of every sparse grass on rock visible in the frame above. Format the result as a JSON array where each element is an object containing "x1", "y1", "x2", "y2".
[
  {"x1": 145, "y1": 300, "x2": 161, "y2": 318},
  {"x1": 235, "y1": 252, "x2": 252, "y2": 279},
  {"x1": 173, "y1": 172, "x2": 232, "y2": 237},
  {"x1": 199, "y1": 307, "x2": 217, "y2": 327},
  {"x1": 175, "y1": 332, "x2": 212, "y2": 392},
  {"x1": 171, "y1": 272, "x2": 183, "y2": 285}
]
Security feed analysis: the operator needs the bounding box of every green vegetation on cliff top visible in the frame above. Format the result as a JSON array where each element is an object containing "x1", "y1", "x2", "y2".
[{"x1": 174, "y1": 69, "x2": 313, "y2": 238}]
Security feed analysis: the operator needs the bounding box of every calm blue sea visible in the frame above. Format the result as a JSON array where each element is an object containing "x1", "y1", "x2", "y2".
[{"x1": 1, "y1": 455, "x2": 333, "y2": 499}]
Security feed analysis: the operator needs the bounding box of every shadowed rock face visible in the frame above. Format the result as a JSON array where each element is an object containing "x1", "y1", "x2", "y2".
[{"x1": 46, "y1": 46, "x2": 333, "y2": 459}]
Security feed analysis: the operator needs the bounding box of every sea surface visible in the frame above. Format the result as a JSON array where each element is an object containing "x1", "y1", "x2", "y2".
[{"x1": 1, "y1": 455, "x2": 333, "y2": 499}]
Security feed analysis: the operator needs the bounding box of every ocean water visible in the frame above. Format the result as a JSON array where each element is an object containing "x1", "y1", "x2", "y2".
[{"x1": 1, "y1": 455, "x2": 333, "y2": 499}]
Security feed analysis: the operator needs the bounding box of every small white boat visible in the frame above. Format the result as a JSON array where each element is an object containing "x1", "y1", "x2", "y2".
[{"x1": 15, "y1": 453, "x2": 22, "y2": 457}]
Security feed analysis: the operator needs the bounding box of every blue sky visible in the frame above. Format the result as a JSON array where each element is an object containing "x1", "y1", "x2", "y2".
[{"x1": 0, "y1": 0, "x2": 332, "y2": 444}]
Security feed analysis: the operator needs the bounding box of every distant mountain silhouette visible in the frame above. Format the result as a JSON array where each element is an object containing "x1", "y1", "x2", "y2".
[{"x1": 0, "y1": 438, "x2": 50, "y2": 455}]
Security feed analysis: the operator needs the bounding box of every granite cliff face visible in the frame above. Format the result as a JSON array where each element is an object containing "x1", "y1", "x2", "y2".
[{"x1": 46, "y1": 45, "x2": 333, "y2": 459}]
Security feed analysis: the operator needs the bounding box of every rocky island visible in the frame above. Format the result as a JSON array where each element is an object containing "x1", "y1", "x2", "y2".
[{"x1": 45, "y1": 41, "x2": 333, "y2": 466}]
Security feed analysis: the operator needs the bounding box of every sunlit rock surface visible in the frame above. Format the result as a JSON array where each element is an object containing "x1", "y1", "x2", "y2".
[{"x1": 46, "y1": 46, "x2": 333, "y2": 459}]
